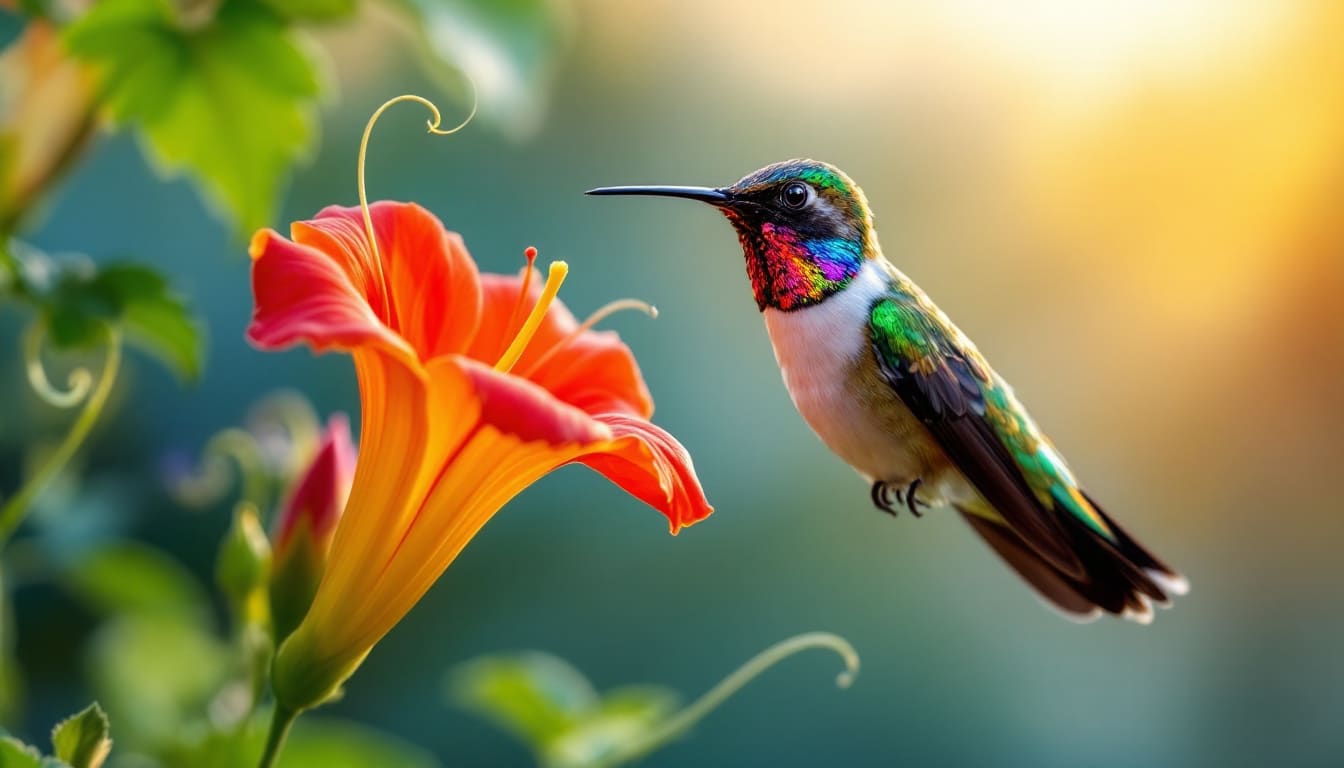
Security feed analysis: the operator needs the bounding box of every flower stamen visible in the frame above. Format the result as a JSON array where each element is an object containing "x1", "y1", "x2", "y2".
[
  {"x1": 500, "y1": 246, "x2": 539, "y2": 357},
  {"x1": 576, "y1": 298, "x2": 660, "y2": 335},
  {"x1": 494, "y1": 260, "x2": 568, "y2": 373},
  {"x1": 518, "y1": 298, "x2": 659, "y2": 378}
]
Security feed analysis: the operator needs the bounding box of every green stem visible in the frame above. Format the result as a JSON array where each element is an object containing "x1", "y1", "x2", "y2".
[
  {"x1": 601, "y1": 632, "x2": 860, "y2": 768},
  {"x1": 0, "y1": 324, "x2": 121, "y2": 547},
  {"x1": 22, "y1": 319, "x2": 93, "y2": 407},
  {"x1": 257, "y1": 704, "x2": 298, "y2": 768}
]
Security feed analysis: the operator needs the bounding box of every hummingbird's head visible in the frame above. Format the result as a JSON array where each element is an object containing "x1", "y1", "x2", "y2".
[{"x1": 588, "y1": 159, "x2": 877, "y2": 311}]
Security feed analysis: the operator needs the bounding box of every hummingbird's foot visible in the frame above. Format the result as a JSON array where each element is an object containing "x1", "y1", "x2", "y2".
[
  {"x1": 871, "y1": 480, "x2": 905, "y2": 517},
  {"x1": 904, "y1": 478, "x2": 929, "y2": 518}
]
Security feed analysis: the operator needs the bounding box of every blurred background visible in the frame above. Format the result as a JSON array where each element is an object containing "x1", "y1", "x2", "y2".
[{"x1": 3, "y1": 0, "x2": 1343, "y2": 765}]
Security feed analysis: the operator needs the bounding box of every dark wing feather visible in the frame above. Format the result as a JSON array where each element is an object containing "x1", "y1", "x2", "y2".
[{"x1": 868, "y1": 296, "x2": 1084, "y2": 577}]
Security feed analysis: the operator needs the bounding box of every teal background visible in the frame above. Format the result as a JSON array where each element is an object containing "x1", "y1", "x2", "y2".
[{"x1": 4, "y1": 2, "x2": 1343, "y2": 766}]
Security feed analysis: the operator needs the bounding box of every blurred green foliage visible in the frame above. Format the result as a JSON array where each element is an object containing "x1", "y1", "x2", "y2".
[
  {"x1": 64, "y1": 0, "x2": 323, "y2": 237},
  {"x1": 396, "y1": 0, "x2": 571, "y2": 138},
  {"x1": 8, "y1": 255, "x2": 201, "y2": 381},
  {"x1": 451, "y1": 652, "x2": 680, "y2": 768},
  {"x1": 0, "y1": 570, "x2": 20, "y2": 725},
  {"x1": 0, "y1": 702, "x2": 110, "y2": 768},
  {"x1": 56, "y1": 0, "x2": 567, "y2": 237},
  {"x1": 257, "y1": 0, "x2": 358, "y2": 23},
  {"x1": 49, "y1": 703, "x2": 112, "y2": 768},
  {"x1": 59, "y1": 541, "x2": 209, "y2": 621},
  {"x1": 166, "y1": 715, "x2": 438, "y2": 768}
]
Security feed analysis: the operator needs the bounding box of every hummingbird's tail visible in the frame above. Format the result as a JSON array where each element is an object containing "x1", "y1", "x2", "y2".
[{"x1": 957, "y1": 496, "x2": 1188, "y2": 624}]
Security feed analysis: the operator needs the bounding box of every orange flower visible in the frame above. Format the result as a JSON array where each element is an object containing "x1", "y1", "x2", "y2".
[{"x1": 248, "y1": 201, "x2": 712, "y2": 711}]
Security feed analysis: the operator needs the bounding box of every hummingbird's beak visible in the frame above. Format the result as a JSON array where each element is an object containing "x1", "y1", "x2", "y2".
[{"x1": 585, "y1": 185, "x2": 731, "y2": 205}]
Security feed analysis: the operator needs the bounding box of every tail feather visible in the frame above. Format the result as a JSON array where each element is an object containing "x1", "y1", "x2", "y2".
[
  {"x1": 958, "y1": 496, "x2": 1187, "y2": 623},
  {"x1": 960, "y1": 512, "x2": 1102, "y2": 622},
  {"x1": 1081, "y1": 491, "x2": 1190, "y2": 599}
]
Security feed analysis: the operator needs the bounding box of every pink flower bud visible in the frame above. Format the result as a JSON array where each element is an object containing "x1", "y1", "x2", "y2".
[{"x1": 269, "y1": 413, "x2": 355, "y2": 643}]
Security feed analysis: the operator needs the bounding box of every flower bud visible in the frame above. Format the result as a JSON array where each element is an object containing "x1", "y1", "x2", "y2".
[
  {"x1": 268, "y1": 414, "x2": 355, "y2": 644},
  {"x1": 216, "y1": 502, "x2": 271, "y2": 628}
]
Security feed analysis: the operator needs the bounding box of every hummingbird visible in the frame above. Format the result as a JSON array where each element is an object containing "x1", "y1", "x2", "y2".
[{"x1": 588, "y1": 159, "x2": 1188, "y2": 623}]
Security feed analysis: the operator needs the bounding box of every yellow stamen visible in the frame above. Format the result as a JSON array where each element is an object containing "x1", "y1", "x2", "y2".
[
  {"x1": 494, "y1": 261, "x2": 568, "y2": 373},
  {"x1": 519, "y1": 298, "x2": 659, "y2": 378},
  {"x1": 356, "y1": 89, "x2": 477, "y2": 321}
]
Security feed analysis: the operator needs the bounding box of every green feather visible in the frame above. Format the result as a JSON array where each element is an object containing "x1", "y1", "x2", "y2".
[{"x1": 869, "y1": 292, "x2": 1116, "y2": 543}]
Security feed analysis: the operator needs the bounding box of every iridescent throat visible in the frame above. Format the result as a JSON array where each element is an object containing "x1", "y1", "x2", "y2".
[{"x1": 743, "y1": 223, "x2": 864, "y2": 312}]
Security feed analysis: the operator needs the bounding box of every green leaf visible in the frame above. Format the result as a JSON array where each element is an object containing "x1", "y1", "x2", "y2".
[
  {"x1": 591, "y1": 685, "x2": 679, "y2": 727},
  {"x1": 394, "y1": 0, "x2": 571, "y2": 138},
  {"x1": 544, "y1": 686, "x2": 680, "y2": 768},
  {"x1": 41, "y1": 261, "x2": 203, "y2": 380},
  {"x1": 451, "y1": 653, "x2": 685, "y2": 768},
  {"x1": 65, "y1": 0, "x2": 322, "y2": 235},
  {"x1": 0, "y1": 733, "x2": 72, "y2": 768},
  {"x1": 165, "y1": 714, "x2": 440, "y2": 768},
  {"x1": 94, "y1": 264, "x2": 204, "y2": 380},
  {"x1": 61, "y1": 540, "x2": 209, "y2": 620},
  {"x1": 86, "y1": 615, "x2": 230, "y2": 749},
  {"x1": 257, "y1": 0, "x2": 357, "y2": 22},
  {"x1": 448, "y1": 652, "x2": 597, "y2": 749},
  {"x1": 50, "y1": 704, "x2": 111, "y2": 768},
  {"x1": 0, "y1": 736, "x2": 44, "y2": 768},
  {"x1": 277, "y1": 717, "x2": 439, "y2": 768}
]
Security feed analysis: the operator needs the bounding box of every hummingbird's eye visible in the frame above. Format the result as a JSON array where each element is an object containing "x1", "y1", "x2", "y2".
[{"x1": 780, "y1": 182, "x2": 812, "y2": 210}]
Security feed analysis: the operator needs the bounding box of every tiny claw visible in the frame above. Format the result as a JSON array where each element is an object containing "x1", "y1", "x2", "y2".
[
  {"x1": 871, "y1": 480, "x2": 903, "y2": 517},
  {"x1": 904, "y1": 478, "x2": 929, "y2": 518}
]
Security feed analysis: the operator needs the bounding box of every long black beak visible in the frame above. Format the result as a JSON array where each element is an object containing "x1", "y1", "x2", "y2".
[{"x1": 585, "y1": 185, "x2": 731, "y2": 205}]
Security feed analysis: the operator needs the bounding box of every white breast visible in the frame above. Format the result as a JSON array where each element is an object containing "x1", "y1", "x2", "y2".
[{"x1": 762, "y1": 260, "x2": 920, "y2": 483}]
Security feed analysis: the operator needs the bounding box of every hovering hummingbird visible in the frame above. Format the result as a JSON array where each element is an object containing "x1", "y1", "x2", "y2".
[{"x1": 588, "y1": 159, "x2": 1188, "y2": 623}]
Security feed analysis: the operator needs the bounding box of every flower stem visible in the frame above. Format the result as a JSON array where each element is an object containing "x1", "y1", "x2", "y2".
[
  {"x1": 257, "y1": 704, "x2": 298, "y2": 768},
  {"x1": 601, "y1": 632, "x2": 860, "y2": 767},
  {"x1": 0, "y1": 324, "x2": 122, "y2": 548}
]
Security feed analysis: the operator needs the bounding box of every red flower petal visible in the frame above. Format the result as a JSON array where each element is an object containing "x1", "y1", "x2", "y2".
[
  {"x1": 248, "y1": 229, "x2": 417, "y2": 365},
  {"x1": 456, "y1": 356, "x2": 612, "y2": 446},
  {"x1": 464, "y1": 270, "x2": 573, "y2": 366},
  {"x1": 578, "y1": 412, "x2": 714, "y2": 534},
  {"x1": 467, "y1": 271, "x2": 654, "y2": 418},
  {"x1": 529, "y1": 330, "x2": 655, "y2": 418},
  {"x1": 290, "y1": 202, "x2": 483, "y2": 362}
]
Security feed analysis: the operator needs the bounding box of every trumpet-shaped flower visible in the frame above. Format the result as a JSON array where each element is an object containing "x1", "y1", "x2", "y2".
[{"x1": 248, "y1": 201, "x2": 713, "y2": 711}]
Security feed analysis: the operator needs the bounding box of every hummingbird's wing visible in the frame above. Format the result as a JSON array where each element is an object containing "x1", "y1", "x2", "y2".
[
  {"x1": 867, "y1": 295, "x2": 1186, "y2": 619},
  {"x1": 867, "y1": 295, "x2": 1085, "y2": 576}
]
